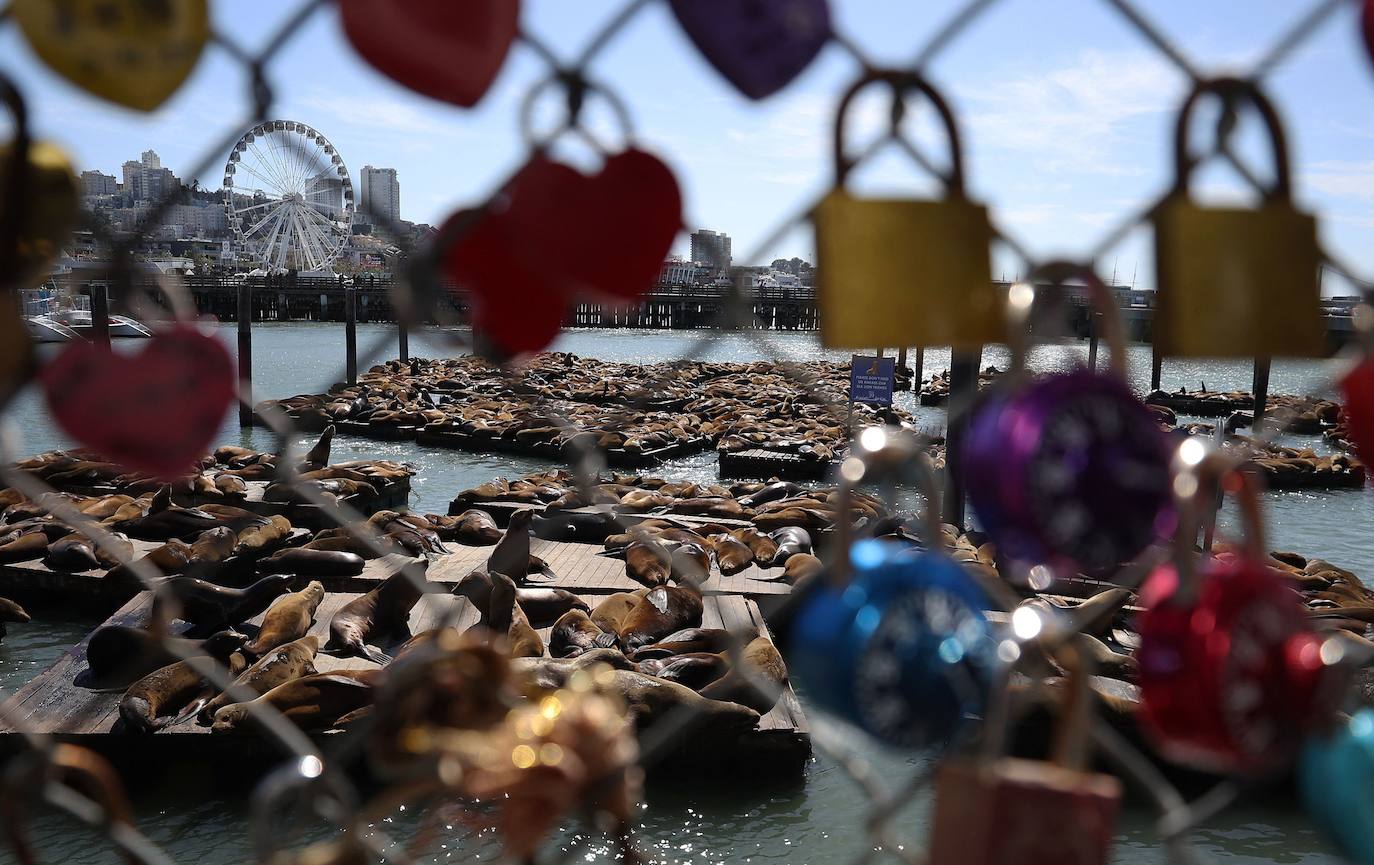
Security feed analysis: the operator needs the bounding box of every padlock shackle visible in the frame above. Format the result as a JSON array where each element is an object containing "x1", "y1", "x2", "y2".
[
  {"x1": 831, "y1": 69, "x2": 966, "y2": 194},
  {"x1": 518, "y1": 69, "x2": 636, "y2": 156},
  {"x1": 1007, "y1": 260, "x2": 1131, "y2": 381},
  {"x1": 0, "y1": 72, "x2": 32, "y2": 286},
  {"x1": 1171, "y1": 77, "x2": 1293, "y2": 201},
  {"x1": 1170, "y1": 439, "x2": 1267, "y2": 598},
  {"x1": 831, "y1": 428, "x2": 946, "y2": 585}
]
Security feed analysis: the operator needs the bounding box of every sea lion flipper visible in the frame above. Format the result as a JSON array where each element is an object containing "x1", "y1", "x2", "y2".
[
  {"x1": 647, "y1": 588, "x2": 669, "y2": 614},
  {"x1": 594, "y1": 632, "x2": 619, "y2": 649},
  {"x1": 171, "y1": 698, "x2": 210, "y2": 727},
  {"x1": 358, "y1": 646, "x2": 392, "y2": 665}
]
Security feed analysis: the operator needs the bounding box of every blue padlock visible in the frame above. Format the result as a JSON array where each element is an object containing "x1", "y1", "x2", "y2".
[
  {"x1": 789, "y1": 430, "x2": 997, "y2": 747},
  {"x1": 1301, "y1": 708, "x2": 1374, "y2": 864}
]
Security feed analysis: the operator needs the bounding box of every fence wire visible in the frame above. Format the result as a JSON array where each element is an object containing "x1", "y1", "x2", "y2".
[{"x1": 0, "y1": 1, "x2": 1370, "y2": 864}]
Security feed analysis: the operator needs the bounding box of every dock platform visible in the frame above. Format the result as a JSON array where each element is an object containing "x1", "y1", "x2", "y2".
[{"x1": 718, "y1": 447, "x2": 838, "y2": 482}]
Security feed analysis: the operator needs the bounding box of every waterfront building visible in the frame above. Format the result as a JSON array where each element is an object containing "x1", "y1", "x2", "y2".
[
  {"x1": 659, "y1": 256, "x2": 705, "y2": 287},
  {"x1": 360, "y1": 165, "x2": 400, "y2": 224},
  {"x1": 121, "y1": 150, "x2": 180, "y2": 203},
  {"x1": 79, "y1": 170, "x2": 118, "y2": 197},
  {"x1": 690, "y1": 229, "x2": 731, "y2": 273}
]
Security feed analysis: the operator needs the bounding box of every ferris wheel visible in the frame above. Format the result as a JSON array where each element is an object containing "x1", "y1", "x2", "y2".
[{"x1": 222, "y1": 120, "x2": 354, "y2": 273}]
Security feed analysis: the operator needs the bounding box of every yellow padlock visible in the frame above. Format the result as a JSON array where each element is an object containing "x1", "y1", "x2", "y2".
[
  {"x1": 0, "y1": 76, "x2": 80, "y2": 293},
  {"x1": 814, "y1": 71, "x2": 1000, "y2": 350},
  {"x1": 1153, "y1": 77, "x2": 1324, "y2": 358}
]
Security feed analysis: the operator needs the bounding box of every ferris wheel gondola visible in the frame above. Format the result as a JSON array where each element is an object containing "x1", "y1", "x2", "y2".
[{"x1": 223, "y1": 120, "x2": 354, "y2": 273}]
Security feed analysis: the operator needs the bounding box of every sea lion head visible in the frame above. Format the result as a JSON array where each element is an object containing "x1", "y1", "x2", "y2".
[
  {"x1": 302, "y1": 580, "x2": 326, "y2": 605},
  {"x1": 452, "y1": 569, "x2": 493, "y2": 606},
  {"x1": 210, "y1": 703, "x2": 250, "y2": 733},
  {"x1": 200, "y1": 629, "x2": 249, "y2": 658}
]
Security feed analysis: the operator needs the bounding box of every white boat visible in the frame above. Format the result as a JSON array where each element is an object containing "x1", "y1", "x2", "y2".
[{"x1": 19, "y1": 287, "x2": 153, "y2": 342}]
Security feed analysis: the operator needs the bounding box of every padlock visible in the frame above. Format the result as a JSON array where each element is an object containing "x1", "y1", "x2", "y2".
[
  {"x1": 813, "y1": 70, "x2": 1000, "y2": 349},
  {"x1": 1362, "y1": 0, "x2": 1374, "y2": 71},
  {"x1": 1136, "y1": 444, "x2": 1336, "y2": 774},
  {"x1": 1301, "y1": 708, "x2": 1374, "y2": 865},
  {"x1": 0, "y1": 76, "x2": 79, "y2": 292},
  {"x1": 1340, "y1": 351, "x2": 1374, "y2": 475},
  {"x1": 963, "y1": 262, "x2": 1176, "y2": 577},
  {"x1": 1152, "y1": 77, "x2": 1324, "y2": 358},
  {"x1": 788, "y1": 429, "x2": 997, "y2": 747},
  {"x1": 927, "y1": 635, "x2": 1121, "y2": 865}
]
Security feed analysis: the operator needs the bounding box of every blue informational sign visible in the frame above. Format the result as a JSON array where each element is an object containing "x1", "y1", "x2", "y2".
[{"x1": 850, "y1": 355, "x2": 895, "y2": 406}]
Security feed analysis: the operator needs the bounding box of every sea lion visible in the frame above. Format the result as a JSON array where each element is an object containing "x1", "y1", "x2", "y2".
[
  {"x1": 244, "y1": 581, "x2": 326, "y2": 656},
  {"x1": 300, "y1": 534, "x2": 383, "y2": 558},
  {"x1": 709, "y1": 534, "x2": 753, "y2": 575},
  {"x1": 106, "y1": 539, "x2": 194, "y2": 584},
  {"x1": 451, "y1": 570, "x2": 589, "y2": 627},
  {"x1": 258, "y1": 548, "x2": 366, "y2": 577},
  {"x1": 783, "y1": 553, "x2": 824, "y2": 583},
  {"x1": 80, "y1": 628, "x2": 246, "y2": 691},
  {"x1": 624, "y1": 537, "x2": 671, "y2": 587},
  {"x1": 606, "y1": 669, "x2": 760, "y2": 739},
  {"x1": 511, "y1": 649, "x2": 636, "y2": 692},
  {"x1": 738, "y1": 481, "x2": 803, "y2": 508},
  {"x1": 189, "y1": 526, "x2": 237, "y2": 564},
  {"x1": 470, "y1": 572, "x2": 543, "y2": 659},
  {"x1": 197, "y1": 635, "x2": 320, "y2": 724},
  {"x1": 638, "y1": 652, "x2": 730, "y2": 690},
  {"x1": 699, "y1": 636, "x2": 788, "y2": 714},
  {"x1": 152, "y1": 573, "x2": 294, "y2": 631},
  {"x1": 531, "y1": 510, "x2": 617, "y2": 544},
  {"x1": 620, "y1": 584, "x2": 704, "y2": 650},
  {"x1": 302, "y1": 425, "x2": 335, "y2": 468},
  {"x1": 0, "y1": 596, "x2": 30, "y2": 640},
  {"x1": 211, "y1": 669, "x2": 378, "y2": 734},
  {"x1": 234, "y1": 515, "x2": 293, "y2": 556},
  {"x1": 0, "y1": 532, "x2": 50, "y2": 564},
  {"x1": 550, "y1": 608, "x2": 618, "y2": 657},
  {"x1": 111, "y1": 487, "x2": 224, "y2": 541},
  {"x1": 42, "y1": 535, "x2": 102, "y2": 572},
  {"x1": 449, "y1": 509, "x2": 503, "y2": 546},
  {"x1": 668, "y1": 543, "x2": 710, "y2": 586},
  {"x1": 1020, "y1": 588, "x2": 1133, "y2": 639},
  {"x1": 730, "y1": 527, "x2": 778, "y2": 564},
  {"x1": 768, "y1": 527, "x2": 812, "y2": 566},
  {"x1": 590, "y1": 590, "x2": 648, "y2": 638},
  {"x1": 487, "y1": 509, "x2": 534, "y2": 580},
  {"x1": 628, "y1": 628, "x2": 737, "y2": 660},
  {"x1": 119, "y1": 651, "x2": 249, "y2": 734},
  {"x1": 327, "y1": 567, "x2": 430, "y2": 663}
]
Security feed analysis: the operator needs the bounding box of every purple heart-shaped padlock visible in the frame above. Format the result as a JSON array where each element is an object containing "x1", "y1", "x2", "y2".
[{"x1": 669, "y1": 0, "x2": 831, "y2": 100}]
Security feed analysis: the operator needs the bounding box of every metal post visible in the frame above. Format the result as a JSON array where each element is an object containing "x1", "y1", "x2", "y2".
[
  {"x1": 1251, "y1": 357, "x2": 1271, "y2": 435},
  {"x1": 345, "y1": 285, "x2": 358, "y2": 385},
  {"x1": 237, "y1": 280, "x2": 253, "y2": 427},
  {"x1": 89, "y1": 284, "x2": 110, "y2": 350},
  {"x1": 941, "y1": 349, "x2": 981, "y2": 528},
  {"x1": 1086, "y1": 312, "x2": 1099, "y2": 370}
]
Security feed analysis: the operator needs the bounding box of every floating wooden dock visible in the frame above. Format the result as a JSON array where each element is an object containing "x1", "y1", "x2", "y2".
[
  {"x1": 718, "y1": 447, "x2": 838, "y2": 482},
  {"x1": 414, "y1": 428, "x2": 711, "y2": 468},
  {"x1": 1, "y1": 585, "x2": 810, "y2": 775}
]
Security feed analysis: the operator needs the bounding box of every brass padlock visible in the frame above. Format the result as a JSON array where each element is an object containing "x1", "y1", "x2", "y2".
[
  {"x1": 1153, "y1": 77, "x2": 1324, "y2": 358},
  {"x1": 927, "y1": 635, "x2": 1121, "y2": 865},
  {"x1": 814, "y1": 70, "x2": 999, "y2": 349}
]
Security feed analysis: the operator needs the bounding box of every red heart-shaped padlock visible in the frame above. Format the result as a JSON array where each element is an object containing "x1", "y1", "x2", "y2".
[
  {"x1": 1363, "y1": 0, "x2": 1374, "y2": 70},
  {"x1": 504, "y1": 149, "x2": 682, "y2": 301},
  {"x1": 1341, "y1": 356, "x2": 1374, "y2": 475},
  {"x1": 442, "y1": 209, "x2": 566, "y2": 356},
  {"x1": 41, "y1": 325, "x2": 235, "y2": 478},
  {"x1": 339, "y1": 0, "x2": 518, "y2": 108}
]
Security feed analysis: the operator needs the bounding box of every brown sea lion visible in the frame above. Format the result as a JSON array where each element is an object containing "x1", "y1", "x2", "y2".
[
  {"x1": 698, "y1": 636, "x2": 788, "y2": 714},
  {"x1": 120, "y1": 651, "x2": 249, "y2": 734},
  {"x1": 669, "y1": 543, "x2": 710, "y2": 586},
  {"x1": 152, "y1": 573, "x2": 295, "y2": 630},
  {"x1": 111, "y1": 487, "x2": 224, "y2": 541},
  {"x1": 106, "y1": 538, "x2": 194, "y2": 584},
  {"x1": 709, "y1": 534, "x2": 753, "y2": 575},
  {"x1": 327, "y1": 567, "x2": 430, "y2": 663},
  {"x1": 768, "y1": 527, "x2": 812, "y2": 565},
  {"x1": 300, "y1": 534, "x2": 382, "y2": 558},
  {"x1": 80, "y1": 628, "x2": 246, "y2": 691},
  {"x1": 628, "y1": 628, "x2": 737, "y2": 660},
  {"x1": 620, "y1": 584, "x2": 704, "y2": 650},
  {"x1": 245, "y1": 581, "x2": 325, "y2": 656},
  {"x1": 550, "y1": 608, "x2": 617, "y2": 657},
  {"x1": 511, "y1": 648, "x2": 636, "y2": 692},
  {"x1": 302, "y1": 425, "x2": 335, "y2": 468},
  {"x1": 638, "y1": 652, "x2": 731, "y2": 690},
  {"x1": 470, "y1": 572, "x2": 543, "y2": 659},
  {"x1": 211, "y1": 669, "x2": 378, "y2": 734},
  {"x1": 42, "y1": 535, "x2": 102, "y2": 572},
  {"x1": 606, "y1": 669, "x2": 760, "y2": 739},
  {"x1": 197, "y1": 635, "x2": 320, "y2": 724},
  {"x1": 258, "y1": 548, "x2": 366, "y2": 577},
  {"x1": 0, "y1": 532, "x2": 50, "y2": 564},
  {"x1": 450, "y1": 570, "x2": 589, "y2": 627},
  {"x1": 624, "y1": 537, "x2": 671, "y2": 587},
  {"x1": 590, "y1": 590, "x2": 648, "y2": 637},
  {"x1": 0, "y1": 596, "x2": 30, "y2": 640},
  {"x1": 189, "y1": 526, "x2": 238, "y2": 564},
  {"x1": 487, "y1": 508, "x2": 534, "y2": 579},
  {"x1": 783, "y1": 553, "x2": 824, "y2": 583},
  {"x1": 234, "y1": 515, "x2": 293, "y2": 556},
  {"x1": 730, "y1": 527, "x2": 778, "y2": 564},
  {"x1": 448, "y1": 509, "x2": 503, "y2": 546}
]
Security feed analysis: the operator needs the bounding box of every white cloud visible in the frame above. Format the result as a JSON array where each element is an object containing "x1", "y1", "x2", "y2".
[{"x1": 1303, "y1": 159, "x2": 1374, "y2": 201}]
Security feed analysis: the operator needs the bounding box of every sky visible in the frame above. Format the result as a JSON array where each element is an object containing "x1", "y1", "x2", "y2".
[{"x1": 1, "y1": 0, "x2": 1373, "y2": 291}]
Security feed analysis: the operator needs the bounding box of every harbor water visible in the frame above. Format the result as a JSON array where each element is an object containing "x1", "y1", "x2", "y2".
[{"x1": 0, "y1": 323, "x2": 1361, "y2": 863}]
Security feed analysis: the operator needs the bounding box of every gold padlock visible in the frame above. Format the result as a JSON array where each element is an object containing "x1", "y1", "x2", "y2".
[
  {"x1": 1153, "y1": 77, "x2": 1324, "y2": 358},
  {"x1": 814, "y1": 71, "x2": 1000, "y2": 350}
]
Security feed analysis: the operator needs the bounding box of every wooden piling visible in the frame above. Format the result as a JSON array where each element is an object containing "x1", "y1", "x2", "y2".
[
  {"x1": 398, "y1": 319, "x2": 409, "y2": 362},
  {"x1": 912, "y1": 348, "x2": 924, "y2": 393},
  {"x1": 1151, "y1": 347, "x2": 1163, "y2": 391},
  {"x1": 942, "y1": 350, "x2": 981, "y2": 528},
  {"x1": 88, "y1": 284, "x2": 110, "y2": 350},
  {"x1": 237, "y1": 280, "x2": 253, "y2": 427},
  {"x1": 1251, "y1": 357, "x2": 1271, "y2": 434},
  {"x1": 345, "y1": 285, "x2": 358, "y2": 385},
  {"x1": 1087, "y1": 311, "x2": 1099, "y2": 369}
]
